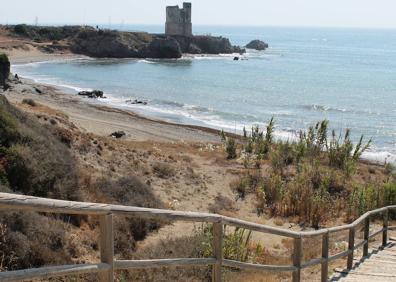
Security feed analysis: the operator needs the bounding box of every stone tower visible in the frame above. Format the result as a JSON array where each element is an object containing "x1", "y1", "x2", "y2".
[{"x1": 165, "y1": 2, "x2": 192, "y2": 37}]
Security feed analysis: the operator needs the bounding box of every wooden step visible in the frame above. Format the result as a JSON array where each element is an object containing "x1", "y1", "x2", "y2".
[{"x1": 334, "y1": 268, "x2": 396, "y2": 278}]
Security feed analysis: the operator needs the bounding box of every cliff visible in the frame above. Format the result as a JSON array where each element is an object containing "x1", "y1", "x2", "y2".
[{"x1": 5, "y1": 25, "x2": 245, "y2": 59}]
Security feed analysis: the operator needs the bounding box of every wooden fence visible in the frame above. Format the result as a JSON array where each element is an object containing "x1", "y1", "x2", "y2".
[{"x1": 0, "y1": 192, "x2": 395, "y2": 282}]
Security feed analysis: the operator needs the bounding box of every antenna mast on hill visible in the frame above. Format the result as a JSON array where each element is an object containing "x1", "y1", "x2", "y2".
[{"x1": 34, "y1": 16, "x2": 38, "y2": 26}]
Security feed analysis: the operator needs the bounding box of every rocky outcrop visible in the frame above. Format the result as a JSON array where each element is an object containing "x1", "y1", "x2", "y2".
[
  {"x1": 171, "y1": 35, "x2": 245, "y2": 55},
  {"x1": 0, "y1": 54, "x2": 10, "y2": 88},
  {"x1": 78, "y1": 90, "x2": 104, "y2": 98},
  {"x1": 192, "y1": 36, "x2": 245, "y2": 54},
  {"x1": 71, "y1": 30, "x2": 182, "y2": 59},
  {"x1": 71, "y1": 29, "x2": 140, "y2": 58},
  {"x1": 246, "y1": 40, "x2": 268, "y2": 51},
  {"x1": 6, "y1": 25, "x2": 247, "y2": 59},
  {"x1": 139, "y1": 37, "x2": 182, "y2": 59}
]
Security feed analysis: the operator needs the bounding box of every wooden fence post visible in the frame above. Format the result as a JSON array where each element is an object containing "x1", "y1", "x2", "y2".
[
  {"x1": 212, "y1": 222, "x2": 223, "y2": 282},
  {"x1": 383, "y1": 209, "x2": 389, "y2": 247},
  {"x1": 363, "y1": 217, "x2": 370, "y2": 257},
  {"x1": 347, "y1": 227, "x2": 355, "y2": 270},
  {"x1": 321, "y1": 231, "x2": 329, "y2": 282},
  {"x1": 292, "y1": 237, "x2": 302, "y2": 282},
  {"x1": 99, "y1": 214, "x2": 114, "y2": 282}
]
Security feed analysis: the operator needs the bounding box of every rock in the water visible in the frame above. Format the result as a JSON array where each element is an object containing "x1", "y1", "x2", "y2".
[
  {"x1": 233, "y1": 57, "x2": 239, "y2": 61},
  {"x1": 192, "y1": 36, "x2": 245, "y2": 54},
  {"x1": 126, "y1": 99, "x2": 147, "y2": 105},
  {"x1": 0, "y1": 54, "x2": 10, "y2": 88},
  {"x1": 139, "y1": 37, "x2": 182, "y2": 59},
  {"x1": 78, "y1": 90, "x2": 104, "y2": 98},
  {"x1": 110, "y1": 131, "x2": 126, "y2": 139},
  {"x1": 246, "y1": 40, "x2": 268, "y2": 51}
]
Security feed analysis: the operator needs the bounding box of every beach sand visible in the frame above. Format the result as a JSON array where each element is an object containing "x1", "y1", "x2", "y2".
[{"x1": 4, "y1": 77, "x2": 222, "y2": 143}]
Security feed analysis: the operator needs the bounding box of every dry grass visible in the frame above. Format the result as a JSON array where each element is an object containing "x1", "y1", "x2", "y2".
[
  {"x1": 152, "y1": 162, "x2": 176, "y2": 179},
  {"x1": 208, "y1": 194, "x2": 238, "y2": 215},
  {"x1": 21, "y1": 98, "x2": 36, "y2": 107}
]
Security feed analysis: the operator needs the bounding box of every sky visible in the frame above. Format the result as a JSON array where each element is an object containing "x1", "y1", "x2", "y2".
[{"x1": 1, "y1": 0, "x2": 396, "y2": 29}]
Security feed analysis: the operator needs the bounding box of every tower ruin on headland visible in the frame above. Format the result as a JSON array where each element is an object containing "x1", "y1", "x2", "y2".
[{"x1": 165, "y1": 2, "x2": 192, "y2": 37}]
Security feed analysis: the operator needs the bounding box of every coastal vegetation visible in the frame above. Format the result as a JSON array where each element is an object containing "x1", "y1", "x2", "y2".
[
  {"x1": 0, "y1": 95, "x2": 164, "y2": 275},
  {"x1": 221, "y1": 118, "x2": 396, "y2": 228},
  {"x1": 0, "y1": 78, "x2": 395, "y2": 281}
]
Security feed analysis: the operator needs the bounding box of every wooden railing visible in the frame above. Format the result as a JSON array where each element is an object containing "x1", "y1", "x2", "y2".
[{"x1": 0, "y1": 192, "x2": 395, "y2": 282}]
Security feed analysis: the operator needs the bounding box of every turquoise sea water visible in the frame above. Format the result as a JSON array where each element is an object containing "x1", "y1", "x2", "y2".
[{"x1": 12, "y1": 25, "x2": 396, "y2": 163}]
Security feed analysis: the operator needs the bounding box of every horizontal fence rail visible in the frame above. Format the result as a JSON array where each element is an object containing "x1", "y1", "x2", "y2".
[{"x1": 0, "y1": 192, "x2": 395, "y2": 282}]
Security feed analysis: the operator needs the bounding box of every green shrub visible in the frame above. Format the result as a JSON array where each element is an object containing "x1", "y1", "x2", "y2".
[
  {"x1": 328, "y1": 129, "x2": 371, "y2": 171},
  {"x1": 301, "y1": 120, "x2": 328, "y2": 157},
  {"x1": 0, "y1": 53, "x2": 10, "y2": 64},
  {"x1": 270, "y1": 141, "x2": 295, "y2": 174},
  {"x1": 14, "y1": 24, "x2": 28, "y2": 35},
  {"x1": 199, "y1": 225, "x2": 255, "y2": 262},
  {"x1": 0, "y1": 95, "x2": 80, "y2": 200},
  {"x1": 242, "y1": 117, "x2": 275, "y2": 160},
  {"x1": 255, "y1": 117, "x2": 275, "y2": 159},
  {"x1": 385, "y1": 163, "x2": 395, "y2": 175},
  {"x1": 225, "y1": 137, "x2": 237, "y2": 159},
  {"x1": 230, "y1": 173, "x2": 261, "y2": 200}
]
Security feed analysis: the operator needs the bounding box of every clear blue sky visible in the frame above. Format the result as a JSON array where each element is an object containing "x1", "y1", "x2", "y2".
[{"x1": 1, "y1": 0, "x2": 396, "y2": 28}]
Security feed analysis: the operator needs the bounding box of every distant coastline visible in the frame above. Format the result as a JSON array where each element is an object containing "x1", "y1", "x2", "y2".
[{"x1": 1, "y1": 24, "x2": 247, "y2": 59}]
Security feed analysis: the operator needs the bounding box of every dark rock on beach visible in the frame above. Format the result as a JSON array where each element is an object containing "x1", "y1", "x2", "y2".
[
  {"x1": 78, "y1": 90, "x2": 104, "y2": 98},
  {"x1": 246, "y1": 40, "x2": 269, "y2": 51},
  {"x1": 126, "y1": 99, "x2": 148, "y2": 105},
  {"x1": 110, "y1": 131, "x2": 126, "y2": 139}
]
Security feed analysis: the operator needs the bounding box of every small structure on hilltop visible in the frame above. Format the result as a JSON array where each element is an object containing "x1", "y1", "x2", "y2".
[{"x1": 165, "y1": 2, "x2": 192, "y2": 37}]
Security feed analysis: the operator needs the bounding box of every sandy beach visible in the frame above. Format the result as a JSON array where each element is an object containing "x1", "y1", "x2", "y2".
[
  {"x1": 4, "y1": 77, "x2": 222, "y2": 143},
  {"x1": 2, "y1": 46, "x2": 223, "y2": 144}
]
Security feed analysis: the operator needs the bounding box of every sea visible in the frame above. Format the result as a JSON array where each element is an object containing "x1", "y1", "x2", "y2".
[{"x1": 11, "y1": 25, "x2": 396, "y2": 163}]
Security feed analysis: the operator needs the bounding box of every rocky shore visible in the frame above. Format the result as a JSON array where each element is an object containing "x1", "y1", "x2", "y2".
[{"x1": 2, "y1": 24, "x2": 246, "y2": 59}]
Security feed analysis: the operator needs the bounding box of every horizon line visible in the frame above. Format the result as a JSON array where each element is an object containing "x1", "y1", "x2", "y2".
[{"x1": 2, "y1": 22, "x2": 396, "y2": 30}]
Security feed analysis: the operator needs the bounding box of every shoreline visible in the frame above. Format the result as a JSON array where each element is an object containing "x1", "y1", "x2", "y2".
[
  {"x1": 5, "y1": 75, "x2": 395, "y2": 165},
  {"x1": 3, "y1": 51, "x2": 395, "y2": 164},
  {"x1": 4, "y1": 76, "x2": 224, "y2": 143}
]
